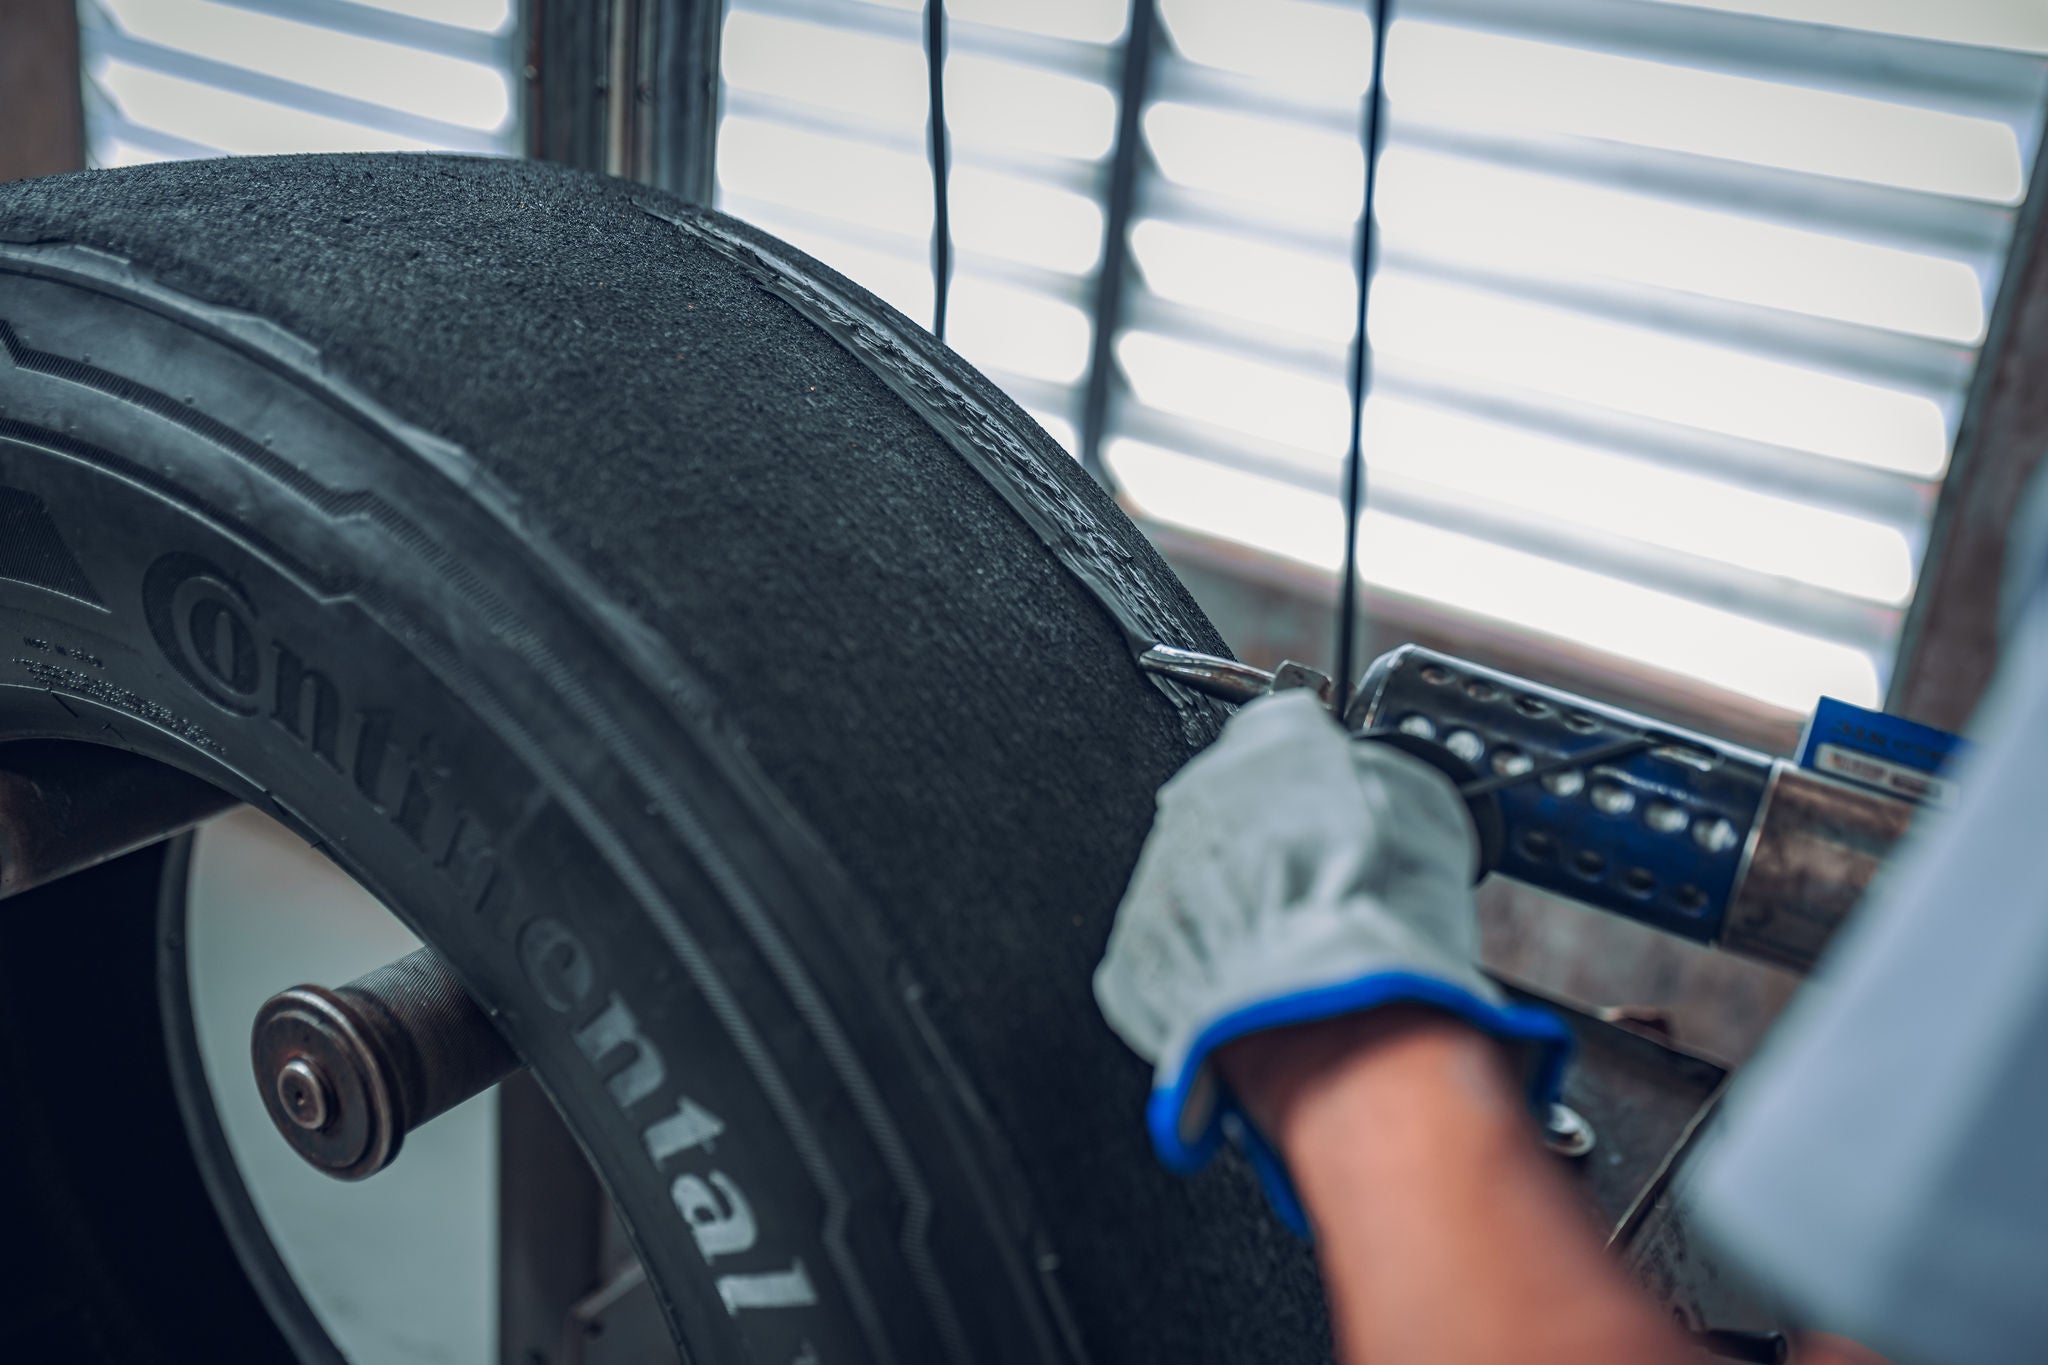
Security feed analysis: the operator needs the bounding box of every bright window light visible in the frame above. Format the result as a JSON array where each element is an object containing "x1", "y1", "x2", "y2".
[
  {"x1": 950, "y1": 0, "x2": 1129, "y2": 45},
  {"x1": 1112, "y1": 436, "x2": 1345, "y2": 570},
  {"x1": 946, "y1": 54, "x2": 1117, "y2": 161},
  {"x1": 94, "y1": 136, "x2": 190, "y2": 168},
  {"x1": 717, "y1": 116, "x2": 932, "y2": 241},
  {"x1": 96, "y1": 0, "x2": 511, "y2": 131},
  {"x1": 1110, "y1": 439, "x2": 1882, "y2": 711},
  {"x1": 1645, "y1": 0, "x2": 2048, "y2": 54},
  {"x1": 714, "y1": 13, "x2": 1102, "y2": 428},
  {"x1": 93, "y1": 59, "x2": 436, "y2": 155},
  {"x1": 1118, "y1": 330, "x2": 1915, "y2": 603},
  {"x1": 948, "y1": 276, "x2": 1093, "y2": 384},
  {"x1": 1026, "y1": 409, "x2": 1080, "y2": 455},
  {"x1": 1390, "y1": 21, "x2": 2027, "y2": 204},
  {"x1": 1369, "y1": 274, "x2": 1954, "y2": 478},
  {"x1": 1157, "y1": 0, "x2": 1372, "y2": 105},
  {"x1": 1131, "y1": 217, "x2": 1354, "y2": 341},
  {"x1": 1142, "y1": 101, "x2": 1363, "y2": 226},
  {"x1": 717, "y1": 208, "x2": 933, "y2": 322},
  {"x1": 951, "y1": 167, "x2": 1104, "y2": 274},
  {"x1": 721, "y1": 12, "x2": 928, "y2": 131},
  {"x1": 1118, "y1": 328, "x2": 1350, "y2": 454},
  {"x1": 1377, "y1": 148, "x2": 1989, "y2": 344},
  {"x1": 349, "y1": 0, "x2": 511, "y2": 31},
  {"x1": 1135, "y1": 166, "x2": 1987, "y2": 349},
  {"x1": 1362, "y1": 399, "x2": 1917, "y2": 604}
]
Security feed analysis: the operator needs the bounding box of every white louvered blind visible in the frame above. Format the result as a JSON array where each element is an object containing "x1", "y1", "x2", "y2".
[
  {"x1": 717, "y1": 0, "x2": 2048, "y2": 718},
  {"x1": 715, "y1": 0, "x2": 1127, "y2": 454},
  {"x1": 70, "y1": 1, "x2": 2048, "y2": 719},
  {"x1": 77, "y1": 0, "x2": 520, "y2": 167}
]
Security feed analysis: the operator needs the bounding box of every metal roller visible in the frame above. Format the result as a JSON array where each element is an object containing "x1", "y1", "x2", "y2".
[{"x1": 252, "y1": 947, "x2": 521, "y2": 1180}]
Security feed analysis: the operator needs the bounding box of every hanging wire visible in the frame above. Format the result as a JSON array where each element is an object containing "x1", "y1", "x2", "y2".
[
  {"x1": 1078, "y1": 0, "x2": 1160, "y2": 486},
  {"x1": 924, "y1": 0, "x2": 952, "y2": 340},
  {"x1": 1333, "y1": 0, "x2": 1395, "y2": 720}
]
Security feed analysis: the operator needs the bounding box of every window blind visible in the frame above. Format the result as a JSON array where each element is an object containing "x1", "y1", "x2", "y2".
[
  {"x1": 73, "y1": 0, "x2": 2048, "y2": 719},
  {"x1": 715, "y1": 0, "x2": 1129, "y2": 453},
  {"x1": 77, "y1": 0, "x2": 519, "y2": 167},
  {"x1": 716, "y1": 0, "x2": 2048, "y2": 717}
]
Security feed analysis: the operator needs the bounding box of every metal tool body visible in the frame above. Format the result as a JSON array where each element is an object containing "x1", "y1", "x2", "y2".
[
  {"x1": 1352, "y1": 646, "x2": 1775, "y2": 945},
  {"x1": 1142, "y1": 642, "x2": 1929, "y2": 973}
]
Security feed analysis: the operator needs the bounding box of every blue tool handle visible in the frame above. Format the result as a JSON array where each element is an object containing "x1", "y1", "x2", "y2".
[{"x1": 1346, "y1": 645, "x2": 1773, "y2": 943}]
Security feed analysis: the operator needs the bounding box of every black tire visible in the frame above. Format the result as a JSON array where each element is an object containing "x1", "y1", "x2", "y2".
[{"x1": 0, "y1": 154, "x2": 1327, "y2": 1364}]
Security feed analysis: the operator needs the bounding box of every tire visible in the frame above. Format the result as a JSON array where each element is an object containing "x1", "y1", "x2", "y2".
[{"x1": 0, "y1": 154, "x2": 1327, "y2": 1364}]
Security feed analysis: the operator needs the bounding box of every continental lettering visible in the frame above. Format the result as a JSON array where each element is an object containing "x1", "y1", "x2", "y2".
[
  {"x1": 719, "y1": 1264, "x2": 820, "y2": 1314},
  {"x1": 441, "y1": 813, "x2": 500, "y2": 914},
  {"x1": 271, "y1": 642, "x2": 341, "y2": 767},
  {"x1": 137, "y1": 554, "x2": 825, "y2": 1335},
  {"x1": 573, "y1": 994, "x2": 666, "y2": 1111},
  {"x1": 520, "y1": 916, "x2": 595, "y2": 1014},
  {"x1": 142, "y1": 551, "x2": 497, "y2": 906},
  {"x1": 515, "y1": 913, "x2": 820, "y2": 1320},
  {"x1": 350, "y1": 707, "x2": 394, "y2": 803},
  {"x1": 182, "y1": 590, "x2": 259, "y2": 700},
  {"x1": 674, "y1": 1172, "x2": 758, "y2": 1260},
  {"x1": 644, "y1": 1095, "x2": 725, "y2": 1163}
]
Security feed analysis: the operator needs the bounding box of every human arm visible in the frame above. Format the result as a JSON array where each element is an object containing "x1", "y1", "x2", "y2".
[
  {"x1": 1095, "y1": 686, "x2": 1919, "y2": 1364},
  {"x1": 1093, "y1": 690, "x2": 1692, "y2": 1359},
  {"x1": 1220, "y1": 1008, "x2": 1697, "y2": 1365}
]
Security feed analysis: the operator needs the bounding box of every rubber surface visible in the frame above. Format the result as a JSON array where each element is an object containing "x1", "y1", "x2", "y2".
[{"x1": 0, "y1": 154, "x2": 1327, "y2": 1362}]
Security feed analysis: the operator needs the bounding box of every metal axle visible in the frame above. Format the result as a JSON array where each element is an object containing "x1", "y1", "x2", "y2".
[
  {"x1": 0, "y1": 743, "x2": 238, "y2": 901},
  {"x1": 253, "y1": 948, "x2": 520, "y2": 1180}
]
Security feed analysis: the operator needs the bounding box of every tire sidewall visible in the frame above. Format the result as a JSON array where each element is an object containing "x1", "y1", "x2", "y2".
[{"x1": 0, "y1": 245, "x2": 1037, "y2": 1365}]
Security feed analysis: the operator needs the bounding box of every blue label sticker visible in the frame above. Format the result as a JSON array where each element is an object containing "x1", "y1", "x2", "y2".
[{"x1": 1797, "y1": 698, "x2": 1967, "y2": 807}]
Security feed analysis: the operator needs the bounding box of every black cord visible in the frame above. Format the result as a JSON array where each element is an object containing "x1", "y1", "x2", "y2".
[
  {"x1": 1333, "y1": 0, "x2": 1394, "y2": 720},
  {"x1": 924, "y1": 0, "x2": 952, "y2": 341},
  {"x1": 1078, "y1": 0, "x2": 1159, "y2": 486}
]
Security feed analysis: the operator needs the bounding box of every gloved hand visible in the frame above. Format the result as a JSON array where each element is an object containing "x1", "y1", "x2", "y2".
[{"x1": 1094, "y1": 688, "x2": 1570, "y2": 1234}]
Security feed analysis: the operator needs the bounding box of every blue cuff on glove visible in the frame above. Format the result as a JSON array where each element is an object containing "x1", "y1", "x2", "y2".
[{"x1": 1143, "y1": 971, "x2": 1574, "y2": 1238}]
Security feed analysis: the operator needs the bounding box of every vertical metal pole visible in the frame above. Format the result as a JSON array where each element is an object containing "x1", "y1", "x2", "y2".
[
  {"x1": 496, "y1": 1071, "x2": 607, "y2": 1364},
  {"x1": 1888, "y1": 108, "x2": 2048, "y2": 730},
  {"x1": 0, "y1": 0, "x2": 86, "y2": 182},
  {"x1": 1076, "y1": 0, "x2": 1159, "y2": 485},
  {"x1": 525, "y1": 0, "x2": 602, "y2": 175},
  {"x1": 525, "y1": 0, "x2": 722, "y2": 206},
  {"x1": 638, "y1": 0, "x2": 724, "y2": 204}
]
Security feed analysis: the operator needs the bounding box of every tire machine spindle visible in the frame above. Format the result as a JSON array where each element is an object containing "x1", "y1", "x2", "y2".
[{"x1": 1140, "y1": 641, "x2": 1960, "y2": 976}]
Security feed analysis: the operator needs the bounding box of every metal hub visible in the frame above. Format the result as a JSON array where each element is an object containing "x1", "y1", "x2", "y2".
[
  {"x1": 252, "y1": 984, "x2": 405, "y2": 1180},
  {"x1": 276, "y1": 1056, "x2": 332, "y2": 1132},
  {"x1": 252, "y1": 948, "x2": 519, "y2": 1181}
]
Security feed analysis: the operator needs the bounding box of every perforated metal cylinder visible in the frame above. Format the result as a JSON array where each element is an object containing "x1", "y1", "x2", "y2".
[{"x1": 1349, "y1": 645, "x2": 1774, "y2": 944}]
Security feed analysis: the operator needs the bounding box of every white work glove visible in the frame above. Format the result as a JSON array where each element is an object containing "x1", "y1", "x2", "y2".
[{"x1": 1094, "y1": 689, "x2": 1570, "y2": 1233}]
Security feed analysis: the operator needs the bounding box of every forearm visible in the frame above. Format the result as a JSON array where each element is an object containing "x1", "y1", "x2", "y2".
[{"x1": 1223, "y1": 1010, "x2": 1697, "y2": 1365}]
